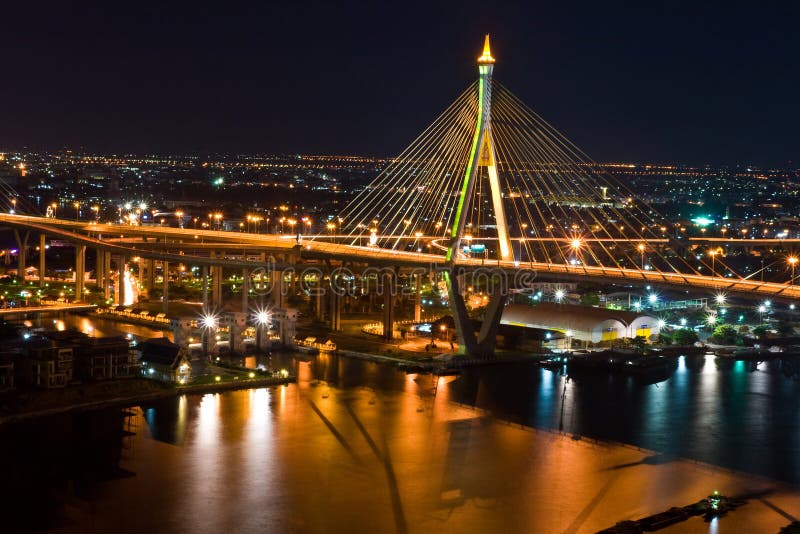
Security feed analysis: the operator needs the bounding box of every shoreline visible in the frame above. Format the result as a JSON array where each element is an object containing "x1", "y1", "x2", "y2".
[{"x1": 0, "y1": 375, "x2": 295, "y2": 427}]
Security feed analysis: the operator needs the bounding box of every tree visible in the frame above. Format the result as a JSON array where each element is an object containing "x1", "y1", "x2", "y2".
[
  {"x1": 709, "y1": 324, "x2": 739, "y2": 345},
  {"x1": 673, "y1": 328, "x2": 699, "y2": 345},
  {"x1": 580, "y1": 292, "x2": 600, "y2": 306},
  {"x1": 752, "y1": 325, "x2": 769, "y2": 339}
]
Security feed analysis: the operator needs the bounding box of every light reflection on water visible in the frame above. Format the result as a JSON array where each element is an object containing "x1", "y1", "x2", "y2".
[{"x1": 2, "y1": 314, "x2": 800, "y2": 531}]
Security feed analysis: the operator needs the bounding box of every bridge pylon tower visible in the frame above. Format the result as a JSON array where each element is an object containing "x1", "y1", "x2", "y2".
[
  {"x1": 447, "y1": 34, "x2": 512, "y2": 264},
  {"x1": 446, "y1": 35, "x2": 511, "y2": 357}
]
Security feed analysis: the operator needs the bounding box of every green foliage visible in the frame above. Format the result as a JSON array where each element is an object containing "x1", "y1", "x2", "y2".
[
  {"x1": 752, "y1": 325, "x2": 769, "y2": 338},
  {"x1": 580, "y1": 292, "x2": 600, "y2": 306},
  {"x1": 709, "y1": 324, "x2": 739, "y2": 345},
  {"x1": 672, "y1": 328, "x2": 699, "y2": 346}
]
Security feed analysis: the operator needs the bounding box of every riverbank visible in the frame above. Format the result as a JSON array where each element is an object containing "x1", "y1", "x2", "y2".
[{"x1": 0, "y1": 375, "x2": 295, "y2": 426}]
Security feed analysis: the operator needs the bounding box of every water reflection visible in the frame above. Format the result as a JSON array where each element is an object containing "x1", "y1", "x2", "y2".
[{"x1": 2, "y1": 351, "x2": 800, "y2": 532}]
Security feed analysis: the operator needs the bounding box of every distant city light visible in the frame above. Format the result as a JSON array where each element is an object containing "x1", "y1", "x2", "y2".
[{"x1": 691, "y1": 216, "x2": 714, "y2": 227}]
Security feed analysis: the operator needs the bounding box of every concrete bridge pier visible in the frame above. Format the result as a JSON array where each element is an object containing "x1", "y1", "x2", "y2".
[
  {"x1": 201, "y1": 265, "x2": 209, "y2": 309},
  {"x1": 211, "y1": 265, "x2": 223, "y2": 308},
  {"x1": 444, "y1": 269, "x2": 506, "y2": 357},
  {"x1": 381, "y1": 270, "x2": 395, "y2": 341},
  {"x1": 95, "y1": 248, "x2": 104, "y2": 290},
  {"x1": 269, "y1": 269, "x2": 284, "y2": 309},
  {"x1": 39, "y1": 233, "x2": 46, "y2": 287},
  {"x1": 142, "y1": 258, "x2": 155, "y2": 294},
  {"x1": 476, "y1": 283, "x2": 507, "y2": 355},
  {"x1": 226, "y1": 312, "x2": 247, "y2": 354},
  {"x1": 162, "y1": 260, "x2": 169, "y2": 314},
  {"x1": 13, "y1": 229, "x2": 29, "y2": 281},
  {"x1": 113, "y1": 255, "x2": 128, "y2": 305},
  {"x1": 255, "y1": 325, "x2": 271, "y2": 352},
  {"x1": 328, "y1": 274, "x2": 342, "y2": 332},
  {"x1": 103, "y1": 252, "x2": 111, "y2": 301},
  {"x1": 241, "y1": 268, "x2": 249, "y2": 313},
  {"x1": 414, "y1": 273, "x2": 422, "y2": 322},
  {"x1": 315, "y1": 280, "x2": 324, "y2": 321},
  {"x1": 445, "y1": 270, "x2": 479, "y2": 355},
  {"x1": 74, "y1": 244, "x2": 86, "y2": 301}
]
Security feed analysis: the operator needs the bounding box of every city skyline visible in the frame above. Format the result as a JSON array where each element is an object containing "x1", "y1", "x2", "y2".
[{"x1": 2, "y1": 2, "x2": 799, "y2": 165}]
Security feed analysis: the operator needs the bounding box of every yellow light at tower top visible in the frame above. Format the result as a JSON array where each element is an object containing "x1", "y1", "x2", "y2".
[{"x1": 477, "y1": 34, "x2": 495, "y2": 64}]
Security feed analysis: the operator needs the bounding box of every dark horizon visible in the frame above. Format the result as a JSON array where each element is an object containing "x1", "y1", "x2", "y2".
[{"x1": 2, "y1": 2, "x2": 799, "y2": 166}]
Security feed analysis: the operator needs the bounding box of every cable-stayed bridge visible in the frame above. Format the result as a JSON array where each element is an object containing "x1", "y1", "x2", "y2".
[{"x1": 0, "y1": 36, "x2": 798, "y2": 355}]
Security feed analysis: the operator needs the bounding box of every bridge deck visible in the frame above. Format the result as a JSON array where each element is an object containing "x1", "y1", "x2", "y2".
[{"x1": 1, "y1": 214, "x2": 798, "y2": 300}]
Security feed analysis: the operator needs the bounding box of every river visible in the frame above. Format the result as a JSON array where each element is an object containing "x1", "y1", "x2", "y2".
[{"x1": 1, "y1": 315, "x2": 799, "y2": 532}]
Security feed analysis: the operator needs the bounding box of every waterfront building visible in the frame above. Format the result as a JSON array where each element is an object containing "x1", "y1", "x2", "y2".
[
  {"x1": 137, "y1": 338, "x2": 191, "y2": 383},
  {"x1": 73, "y1": 336, "x2": 139, "y2": 381},
  {"x1": 501, "y1": 302, "x2": 660, "y2": 345},
  {"x1": 15, "y1": 336, "x2": 75, "y2": 388}
]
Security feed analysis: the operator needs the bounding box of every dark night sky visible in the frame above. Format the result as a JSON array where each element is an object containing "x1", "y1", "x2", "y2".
[{"x1": 2, "y1": 1, "x2": 798, "y2": 165}]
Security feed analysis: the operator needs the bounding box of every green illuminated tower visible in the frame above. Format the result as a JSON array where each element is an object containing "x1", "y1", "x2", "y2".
[{"x1": 447, "y1": 34, "x2": 512, "y2": 264}]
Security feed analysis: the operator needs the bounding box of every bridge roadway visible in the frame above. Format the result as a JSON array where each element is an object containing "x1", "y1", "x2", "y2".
[{"x1": 1, "y1": 214, "x2": 799, "y2": 300}]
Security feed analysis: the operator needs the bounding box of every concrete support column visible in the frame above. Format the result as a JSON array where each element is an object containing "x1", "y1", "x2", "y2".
[
  {"x1": 212, "y1": 265, "x2": 223, "y2": 308},
  {"x1": 315, "y1": 275, "x2": 324, "y2": 321},
  {"x1": 162, "y1": 260, "x2": 169, "y2": 314},
  {"x1": 117, "y1": 256, "x2": 128, "y2": 306},
  {"x1": 382, "y1": 271, "x2": 395, "y2": 341},
  {"x1": 241, "y1": 268, "x2": 249, "y2": 313},
  {"x1": 270, "y1": 269, "x2": 284, "y2": 309},
  {"x1": 329, "y1": 275, "x2": 341, "y2": 332},
  {"x1": 94, "y1": 248, "x2": 103, "y2": 289},
  {"x1": 39, "y1": 234, "x2": 47, "y2": 288},
  {"x1": 75, "y1": 244, "x2": 86, "y2": 301},
  {"x1": 103, "y1": 252, "x2": 111, "y2": 301},
  {"x1": 13, "y1": 229, "x2": 29, "y2": 282},
  {"x1": 446, "y1": 269, "x2": 479, "y2": 355},
  {"x1": 201, "y1": 265, "x2": 209, "y2": 308},
  {"x1": 414, "y1": 273, "x2": 422, "y2": 322},
  {"x1": 144, "y1": 259, "x2": 155, "y2": 292}
]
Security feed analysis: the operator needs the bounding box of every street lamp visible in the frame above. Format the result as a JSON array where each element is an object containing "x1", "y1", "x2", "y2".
[
  {"x1": 637, "y1": 243, "x2": 645, "y2": 270},
  {"x1": 789, "y1": 256, "x2": 798, "y2": 286},
  {"x1": 253, "y1": 307, "x2": 270, "y2": 352},
  {"x1": 570, "y1": 238, "x2": 582, "y2": 266},
  {"x1": 708, "y1": 249, "x2": 717, "y2": 277},
  {"x1": 175, "y1": 210, "x2": 184, "y2": 228},
  {"x1": 200, "y1": 311, "x2": 219, "y2": 358}
]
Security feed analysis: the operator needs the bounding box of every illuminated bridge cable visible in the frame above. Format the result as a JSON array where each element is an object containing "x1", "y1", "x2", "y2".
[
  {"x1": 316, "y1": 58, "x2": 742, "y2": 284},
  {"x1": 334, "y1": 83, "x2": 478, "y2": 246}
]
